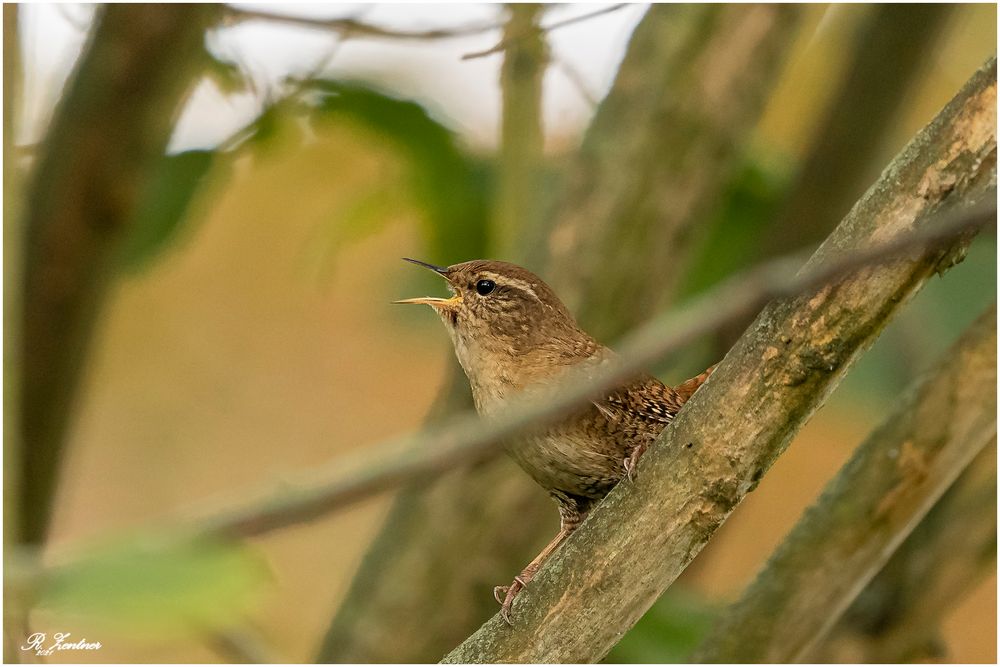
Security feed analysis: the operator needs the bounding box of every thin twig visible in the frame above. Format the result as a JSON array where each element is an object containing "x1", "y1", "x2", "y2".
[
  {"x1": 552, "y1": 52, "x2": 599, "y2": 108},
  {"x1": 223, "y1": 6, "x2": 503, "y2": 41},
  {"x1": 462, "y1": 4, "x2": 628, "y2": 60},
  {"x1": 214, "y1": 45, "x2": 342, "y2": 155}
]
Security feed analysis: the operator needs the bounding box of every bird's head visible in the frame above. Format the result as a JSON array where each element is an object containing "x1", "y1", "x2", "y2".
[{"x1": 395, "y1": 258, "x2": 587, "y2": 357}]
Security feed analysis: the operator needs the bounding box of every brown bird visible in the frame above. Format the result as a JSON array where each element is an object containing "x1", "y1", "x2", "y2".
[{"x1": 396, "y1": 258, "x2": 713, "y2": 624}]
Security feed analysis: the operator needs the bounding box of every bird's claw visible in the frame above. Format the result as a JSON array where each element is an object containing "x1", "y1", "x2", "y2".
[
  {"x1": 623, "y1": 456, "x2": 635, "y2": 482},
  {"x1": 494, "y1": 576, "x2": 528, "y2": 625},
  {"x1": 623, "y1": 444, "x2": 645, "y2": 482}
]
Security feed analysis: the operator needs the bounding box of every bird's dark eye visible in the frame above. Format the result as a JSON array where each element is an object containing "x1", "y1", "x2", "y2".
[{"x1": 476, "y1": 279, "x2": 496, "y2": 296}]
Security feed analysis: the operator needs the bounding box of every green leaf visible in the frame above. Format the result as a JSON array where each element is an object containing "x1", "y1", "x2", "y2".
[
  {"x1": 37, "y1": 534, "x2": 268, "y2": 638},
  {"x1": 305, "y1": 79, "x2": 492, "y2": 261},
  {"x1": 119, "y1": 150, "x2": 221, "y2": 273}
]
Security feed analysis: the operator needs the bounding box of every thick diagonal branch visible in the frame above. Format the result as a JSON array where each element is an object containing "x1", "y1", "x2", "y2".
[
  {"x1": 693, "y1": 305, "x2": 996, "y2": 663},
  {"x1": 442, "y1": 56, "x2": 996, "y2": 663}
]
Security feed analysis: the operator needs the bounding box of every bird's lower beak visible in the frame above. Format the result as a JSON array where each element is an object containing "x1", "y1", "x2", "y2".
[
  {"x1": 395, "y1": 257, "x2": 460, "y2": 308},
  {"x1": 393, "y1": 294, "x2": 462, "y2": 308}
]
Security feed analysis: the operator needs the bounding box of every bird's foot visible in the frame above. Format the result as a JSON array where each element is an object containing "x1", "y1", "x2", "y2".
[
  {"x1": 623, "y1": 442, "x2": 648, "y2": 482},
  {"x1": 493, "y1": 571, "x2": 534, "y2": 625}
]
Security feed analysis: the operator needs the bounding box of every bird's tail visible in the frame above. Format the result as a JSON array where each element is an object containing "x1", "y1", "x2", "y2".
[{"x1": 674, "y1": 363, "x2": 717, "y2": 405}]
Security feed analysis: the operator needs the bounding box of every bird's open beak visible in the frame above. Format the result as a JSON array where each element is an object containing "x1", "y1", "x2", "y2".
[
  {"x1": 394, "y1": 295, "x2": 462, "y2": 307},
  {"x1": 393, "y1": 258, "x2": 462, "y2": 308}
]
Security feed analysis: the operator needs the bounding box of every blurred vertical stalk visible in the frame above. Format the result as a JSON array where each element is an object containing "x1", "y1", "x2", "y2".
[
  {"x1": 761, "y1": 4, "x2": 953, "y2": 258},
  {"x1": 17, "y1": 4, "x2": 218, "y2": 546},
  {"x1": 3, "y1": 8, "x2": 25, "y2": 660},
  {"x1": 494, "y1": 3, "x2": 546, "y2": 258},
  {"x1": 811, "y1": 442, "x2": 997, "y2": 663},
  {"x1": 4, "y1": 0, "x2": 22, "y2": 556},
  {"x1": 318, "y1": 6, "x2": 801, "y2": 662},
  {"x1": 544, "y1": 4, "x2": 802, "y2": 342}
]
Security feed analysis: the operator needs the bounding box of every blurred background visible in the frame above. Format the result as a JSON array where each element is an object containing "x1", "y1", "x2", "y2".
[{"x1": 5, "y1": 3, "x2": 997, "y2": 663}]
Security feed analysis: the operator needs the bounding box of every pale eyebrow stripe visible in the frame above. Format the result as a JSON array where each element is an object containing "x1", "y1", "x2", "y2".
[{"x1": 480, "y1": 272, "x2": 540, "y2": 302}]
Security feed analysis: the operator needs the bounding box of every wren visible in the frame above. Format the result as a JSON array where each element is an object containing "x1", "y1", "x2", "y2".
[{"x1": 396, "y1": 258, "x2": 713, "y2": 624}]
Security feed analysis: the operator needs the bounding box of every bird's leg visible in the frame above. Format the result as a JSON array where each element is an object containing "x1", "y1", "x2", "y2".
[
  {"x1": 494, "y1": 507, "x2": 584, "y2": 625},
  {"x1": 494, "y1": 526, "x2": 571, "y2": 625}
]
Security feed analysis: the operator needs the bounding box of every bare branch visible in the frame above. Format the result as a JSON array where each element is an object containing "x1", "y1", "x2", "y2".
[
  {"x1": 551, "y1": 53, "x2": 599, "y2": 108},
  {"x1": 442, "y1": 56, "x2": 996, "y2": 663},
  {"x1": 692, "y1": 305, "x2": 996, "y2": 663},
  {"x1": 812, "y1": 442, "x2": 997, "y2": 663},
  {"x1": 4, "y1": 1, "x2": 24, "y2": 550}
]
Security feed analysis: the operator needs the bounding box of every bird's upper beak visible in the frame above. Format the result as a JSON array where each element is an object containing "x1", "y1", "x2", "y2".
[{"x1": 393, "y1": 258, "x2": 462, "y2": 308}]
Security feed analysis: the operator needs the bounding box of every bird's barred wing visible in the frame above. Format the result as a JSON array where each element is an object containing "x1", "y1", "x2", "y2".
[{"x1": 591, "y1": 364, "x2": 716, "y2": 427}]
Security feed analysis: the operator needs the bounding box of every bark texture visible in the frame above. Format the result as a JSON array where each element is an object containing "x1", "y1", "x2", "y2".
[
  {"x1": 443, "y1": 57, "x2": 996, "y2": 664},
  {"x1": 318, "y1": 7, "x2": 801, "y2": 663},
  {"x1": 693, "y1": 305, "x2": 996, "y2": 663},
  {"x1": 17, "y1": 4, "x2": 218, "y2": 545}
]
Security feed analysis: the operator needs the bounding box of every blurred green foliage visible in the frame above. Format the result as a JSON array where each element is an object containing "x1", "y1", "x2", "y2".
[
  {"x1": 119, "y1": 79, "x2": 491, "y2": 278},
  {"x1": 118, "y1": 150, "x2": 222, "y2": 273},
  {"x1": 604, "y1": 587, "x2": 719, "y2": 663},
  {"x1": 678, "y1": 153, "x2": 792, "y2": 299},
  {"x1": 307, "y1": 80, "x2": 492, "y2": 263},
  {"x1": 38, "y1": 535, "x2": 267, "y2": 638}
]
